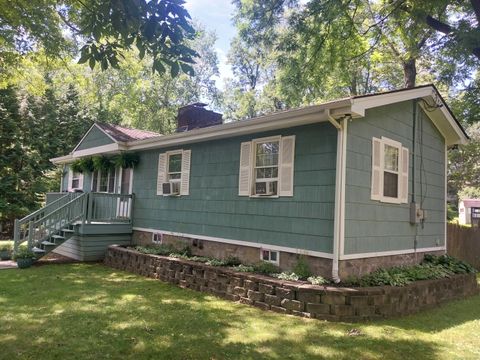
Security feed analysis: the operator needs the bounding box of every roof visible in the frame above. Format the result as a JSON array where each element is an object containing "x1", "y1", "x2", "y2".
[
  {"x1": 461, "y1": 199, "x2": 480, "y2": 208},
  {"x1": 352, "y1": 84, "x2": 469, "y2": 140},
  {"x1": 96, "y1": 123, "x2": 161, "y2": 142},
  {"x1": 51, "y1": 85, "x2": 469, "y2": 165}
]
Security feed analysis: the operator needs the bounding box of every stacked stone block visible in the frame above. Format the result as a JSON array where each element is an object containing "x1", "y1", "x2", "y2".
[{"x1": 104, "y1": 245, "x2": 479, "y2": 322}]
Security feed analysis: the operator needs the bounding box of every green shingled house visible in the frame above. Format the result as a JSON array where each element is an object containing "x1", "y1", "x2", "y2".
[{"x1": 14, "y1": 85, "x2": 468, "y2": 280}]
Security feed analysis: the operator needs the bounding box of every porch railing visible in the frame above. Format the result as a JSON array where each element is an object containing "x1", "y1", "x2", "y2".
[
  {"x1": 85, "y1": 192, "x2": 134, "y2": 223},
  {"x1": 13, "y1": 192, "x2": 134, "y2": 253}
]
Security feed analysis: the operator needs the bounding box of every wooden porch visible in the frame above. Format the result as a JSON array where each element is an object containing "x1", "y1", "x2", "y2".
[{"x1": 13, "y1": 192, "x2": 134, "y2": 261}]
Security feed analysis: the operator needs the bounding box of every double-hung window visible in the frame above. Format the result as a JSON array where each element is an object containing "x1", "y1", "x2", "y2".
[
  {"x1": 253, "y1": 140, "x2": 279, "y2": 195},
  {"x1": 239, "y1": 135, "x2": 295, "y2": 197},
  {"x1": 371, "y1": 137, "x2": 409, "y2": 204},
  {"x1": 68, "y1": 170, "x2": 83, "y2": 191},
  {"x1": 156, "y1": 149, "x2": 191, "y2": 196},
  {"x1": 92, "y1": 169, "x2": 116, "y2": 193}
]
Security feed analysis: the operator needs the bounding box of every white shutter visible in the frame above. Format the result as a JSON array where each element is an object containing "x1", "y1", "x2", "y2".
[
  {"x1": 238, "y1": 142, "x2": 252, "y2": 196},
  {"x1": 180, "y1": 150, "x2": 191, "y2": 195},
  {"x1": 371, "y1": 137, "x2": 382, "y2": 200},
  {"x1": 156, "y1": 153, "x2": 167, "y2": 195},
  {"x1": 78, "y1": 173, "x2": 84, "y2": 191},
  {"x1": 279, "y1": 135, "x2": 295, "y2": 197},
  {"x1": 400, "y1": 147, "x2": 409, "y2": 203},
  {"x1": 67, "y1": 168, "x2": 73, "y2": 192}
]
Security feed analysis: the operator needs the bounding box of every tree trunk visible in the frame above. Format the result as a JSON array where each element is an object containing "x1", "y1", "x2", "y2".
[{"x1": 403, "y1": 59, "x2": 417, "y2": 88}]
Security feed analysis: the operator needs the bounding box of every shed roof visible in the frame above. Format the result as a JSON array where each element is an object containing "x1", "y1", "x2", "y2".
[{"x1": 461, "y1": 199, "x2": 480, "y2": 208}]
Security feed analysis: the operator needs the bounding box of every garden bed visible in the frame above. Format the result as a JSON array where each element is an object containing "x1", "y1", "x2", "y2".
[{"x1": 104, "y1": 245, "x2": 479, "y2": 322}]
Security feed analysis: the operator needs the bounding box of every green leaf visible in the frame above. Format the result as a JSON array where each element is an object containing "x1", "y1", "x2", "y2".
[
  {"x1": 180, "y1": 62, "x2": 194, "y2": 76},
  {"x1": 101, "y1": 57, "x2": 108, "y2": 71},
  {"x1": 77, "y1": 49, "x2": 90, "y2": 64},
  {"x1": 170, "y1": 61, "x2": 180, "y2": 77},
  {"x1": 153, "y1": 59, "x2": 166, "y2": 74},
  {"x1": 89, "y1": 57, "x2": 96, "y2": 70}
]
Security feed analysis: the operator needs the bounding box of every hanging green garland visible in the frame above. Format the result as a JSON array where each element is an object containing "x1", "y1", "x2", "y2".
[
  {"x1": 114, "y1": 152, "x2": 140, "y2": 169},
  {"x1": 70, "y1": 152, "x2": 139, "y2": 173}
]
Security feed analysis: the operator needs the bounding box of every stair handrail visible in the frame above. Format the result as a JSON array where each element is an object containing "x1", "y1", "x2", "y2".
[
  {"x1": 14, "y1": 193, "x2": 86, "y2": 253},
  {"x1": 17, "y1": 192, "x2": 79, "y2": 225},
  {"x1": 32, "y1": 193, "x2": 87, "y2": 226}
]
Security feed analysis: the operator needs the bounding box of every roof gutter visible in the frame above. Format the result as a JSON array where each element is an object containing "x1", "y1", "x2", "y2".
[{"x1": 128, "y1": 99, "x2": 352, "y2": 151}]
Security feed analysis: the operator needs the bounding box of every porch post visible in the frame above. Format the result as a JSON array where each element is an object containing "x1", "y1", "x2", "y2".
[{"x1": 13, "y1": 219, "x2": 20, "y2": 253}]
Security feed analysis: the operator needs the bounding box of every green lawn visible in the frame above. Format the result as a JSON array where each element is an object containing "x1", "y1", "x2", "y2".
[{"x1": 1, "y1": 264, "x2": 479, "y2": 360}]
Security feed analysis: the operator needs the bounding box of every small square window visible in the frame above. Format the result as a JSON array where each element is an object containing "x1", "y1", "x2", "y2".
[
  {"x1": 152, "y1": 233, "x2": 163, "y2": 244},
  {"x1": 260, "y1": 249, "x2": 279, "y2": 264}
]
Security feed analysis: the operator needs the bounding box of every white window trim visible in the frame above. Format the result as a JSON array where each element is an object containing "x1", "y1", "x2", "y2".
[
  {"x1": 251, "y1": 135, "x2": 281, "y2": 198},
  {"x1": 371, "y1": 136, "x2": 408, "y2": 204},
  {"x1": 152, "y1": 232, "x2": 163, "y2": 244},
  {"x1": 260, "y1": 248, "x2": 280, "y2": 265},
  {"x1": 68, "y1": 169, "x2": 84, "y2": 191},
  {"x1": 166, "y1": 149, "x2": 183, "y2": 186},
  {"x1": 157, "y1": 149, "x2": 191, "y2": 196},
  {"x1": 91, "y1": 168, "x2": 117, "y2": 193}
]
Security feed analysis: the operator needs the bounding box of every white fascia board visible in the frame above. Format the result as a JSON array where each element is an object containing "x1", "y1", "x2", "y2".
[
  {"x1": 72, "y1": 143, "x2": 125, "y2": 158},
  {"x1": 50, "y1": 154, "x2": 74, "y2": 165},
  {"x1": 128, "y1": 101, "x2": 351, "y2": 151},
  {"x1": 51, "y1": 143, "x2": 127, "y2": 165},
  {"x1": 350, "y1": 86, "x2": 468, "y2": 145}
]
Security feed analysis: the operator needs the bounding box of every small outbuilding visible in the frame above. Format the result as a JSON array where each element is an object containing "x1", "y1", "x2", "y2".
[{"x1": 459, "y1": 199, "x2": 480, "y2": 227}]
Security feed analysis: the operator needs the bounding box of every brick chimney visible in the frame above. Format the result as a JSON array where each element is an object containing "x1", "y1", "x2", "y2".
[{"x1": 176, "y1": 103, "x2": 223, "y2": 132}]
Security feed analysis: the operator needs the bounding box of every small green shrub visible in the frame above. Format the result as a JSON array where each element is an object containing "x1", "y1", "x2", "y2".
[
  {"x1": 179, "y1": 245, "x2": 192, "y2": 257},
  {"x1": 13, "y1": 248, "x2": 35, "y2": 260},
  {"x1": 307, "y1": 276, "x2": 328, "y2": 285},
  {"x1": 423, "y1": 254, "x2": 476, "y2": 274},
  {"x1": 292, "y1": 256, "x2": 312, "y2": 280},
  {"x1": 134, "y1": 244, "x2": 177, "y2": 256},
  {"x1": 345, "y1": 255, "x2": 476, "y2": 287},
  {"x1": 274, "y1": 272, "x2": 300, "y2": 281},
  {"x1": 252, "y1": 261, "x2": 280, "y2": 275},
  {"x1": 232, "y1": 264, "x2": 255, "y2": 272},
  {"x1": 0, "y1": 242, "x2": 13, "y2": 251},
  {"x1": 224, "y1": 256, "x2": 242, "y2": 266},
  {"x1": 188, "y1": 256, "x2": 211, "y2": 263},
  {"x1": 206, "y1": 258, "x2": 227, "y2": 266}
]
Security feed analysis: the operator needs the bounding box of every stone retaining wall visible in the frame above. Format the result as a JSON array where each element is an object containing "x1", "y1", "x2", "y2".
[{"x1": 104, "y1": 245, "x2": 479, "y2": 322}]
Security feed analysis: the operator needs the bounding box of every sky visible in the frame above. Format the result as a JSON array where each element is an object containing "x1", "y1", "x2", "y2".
[{"x1": 184, "y1": 0, "x2": 236, "y2": 89}]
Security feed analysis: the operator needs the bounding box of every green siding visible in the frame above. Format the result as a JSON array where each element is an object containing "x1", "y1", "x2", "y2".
[
  {"x1": 76, "y1": 126, "x2": 114, "y2": 151},
  {"x1": 54, "y1": 223, "x2": 132, "y2": 261},
  {"x1": 61, "y1": 166, "x2": 92, "y2": 192},
  {"x1": 344, "y1": 101, "x2": 446, "y2": 255},
  {"x1": 132, "y1": 123, "x2": 337, "y2": 254}
]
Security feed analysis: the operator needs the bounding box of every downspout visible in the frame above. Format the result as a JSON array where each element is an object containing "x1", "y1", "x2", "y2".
[{"x1": 328, "y1": 111, "x2": 345, "y2": 283}]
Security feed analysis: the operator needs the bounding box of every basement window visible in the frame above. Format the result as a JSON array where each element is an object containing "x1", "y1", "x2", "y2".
[
  {"x1": 152, "y1": 232, "x2": 163, "y2": 244},
  {"x1": 260, "y1": 249, "x2": 279, "y2": 264}
]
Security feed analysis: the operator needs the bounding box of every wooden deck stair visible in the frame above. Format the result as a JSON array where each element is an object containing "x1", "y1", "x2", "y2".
[{"x1": 14, "y1": 192, "x2": 134, "y2": 259}]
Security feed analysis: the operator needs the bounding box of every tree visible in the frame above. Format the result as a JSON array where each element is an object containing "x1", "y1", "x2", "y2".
[
  {"x1": 426, "y1": 0, "x2": 480, "y2": 62},
  {"x1": 0, "y1": 0, "x2": 198, "y2": 75},
  {"x1": 448, "y1": 122, "x2": 480, "y2": 196}
]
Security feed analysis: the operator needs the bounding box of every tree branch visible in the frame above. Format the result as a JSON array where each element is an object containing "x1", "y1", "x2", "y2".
[{"x1": 425, "y1": 15, "x2": 452, "y2": 35}]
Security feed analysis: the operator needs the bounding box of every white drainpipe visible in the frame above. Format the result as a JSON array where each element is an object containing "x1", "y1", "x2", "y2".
[{"x1": 328, "y1": 111, "x2": 347, "y2": 283}]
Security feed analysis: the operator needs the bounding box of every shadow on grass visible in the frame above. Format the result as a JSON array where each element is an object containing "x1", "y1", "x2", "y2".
[{"x1": 1, "y1": 264, "x2": 476, "y2": 359}]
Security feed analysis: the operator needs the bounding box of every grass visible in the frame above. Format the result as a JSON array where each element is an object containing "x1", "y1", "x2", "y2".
[{"x1": 0, "y1": 264, "x2": 479, "y2": 360}]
